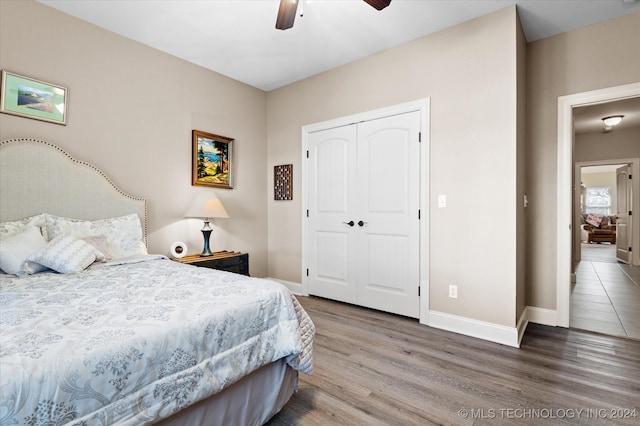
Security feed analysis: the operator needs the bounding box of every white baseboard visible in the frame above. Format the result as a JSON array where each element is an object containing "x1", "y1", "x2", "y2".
[
  {"x1": 418, "y1": 307, "x2": 558, "y2": 348},
  {"x1": 262, "y1": 283, "x2": 561, "y2": 348},
  {"x1": 429, "y1": 310, "x2": 520, "y2": 348},
  {"x1": 266, "y1": 277, "x2": 305, "y2": 295},
  {"x1": 524, "y1": 306, "x2": 558, "y2": 327},
  {"x1": 516, "y1": 309, "x2": 528, "y2": 346}
]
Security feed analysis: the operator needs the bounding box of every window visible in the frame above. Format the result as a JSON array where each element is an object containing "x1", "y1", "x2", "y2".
[{"x1": 585, "y1": 187, "x2": 611, "y2": 215}]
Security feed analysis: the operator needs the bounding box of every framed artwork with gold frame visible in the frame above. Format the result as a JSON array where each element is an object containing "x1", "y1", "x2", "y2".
[{"x1": 192, "y1": 129, "x2": 234, "y2": 189}]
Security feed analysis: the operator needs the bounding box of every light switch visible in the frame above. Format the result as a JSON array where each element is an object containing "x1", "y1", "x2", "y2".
[{"x1": 438, "y1": 194, "x2": 446, "y2": 208}]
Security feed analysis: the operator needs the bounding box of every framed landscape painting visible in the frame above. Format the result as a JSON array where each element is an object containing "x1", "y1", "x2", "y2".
[
  {"x1": 0, "y1": 70, "x2": 67, "y2": 125},
  {"x1": 192, "y1": 129, "x2": 234, "y2": 189}
]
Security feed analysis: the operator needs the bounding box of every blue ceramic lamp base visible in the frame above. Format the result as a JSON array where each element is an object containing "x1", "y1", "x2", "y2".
[{"x1": 200, "y1": 220, "x2": 213, "y2": 257}]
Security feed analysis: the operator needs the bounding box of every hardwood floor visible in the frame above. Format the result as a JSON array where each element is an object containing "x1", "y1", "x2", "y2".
[{"x1": 268, "y1": 296, "x2": 640, "y2": 425}]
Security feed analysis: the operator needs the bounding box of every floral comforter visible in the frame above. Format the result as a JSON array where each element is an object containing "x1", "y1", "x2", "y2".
[{"x1": 0, "y1": 257, "x2": 314, "y2": 425}]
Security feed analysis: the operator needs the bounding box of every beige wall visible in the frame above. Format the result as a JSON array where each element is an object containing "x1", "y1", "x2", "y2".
[
  {"x1": 576, "y1": 127, "x2": 640, "y2": 163},
  {"x1": 0, "y1": 1, "x2": 270, "y2": 276},
  {"x1": 526, "y1": 13, "x2": 640, "y2": 309},
  {"x1": 267, "y1": 7, "x2": 521, "y2": 327}
]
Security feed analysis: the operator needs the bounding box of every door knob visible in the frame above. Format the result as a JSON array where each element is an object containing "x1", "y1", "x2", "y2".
[
  {"x1": 358, "y1": 221, "x2": 367, "y2": 227},
  {"x1": 342, "y1": 221, "x2": 355, "y2": 227}
]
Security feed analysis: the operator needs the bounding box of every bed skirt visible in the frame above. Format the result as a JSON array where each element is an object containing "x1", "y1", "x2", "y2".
[{"x1": 156, "y1": 359, "x2": 298, "y2": 426}]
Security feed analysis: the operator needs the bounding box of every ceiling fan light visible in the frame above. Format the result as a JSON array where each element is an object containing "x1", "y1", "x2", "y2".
[{"x1": 602, "y1": 115, "x2": 624, "y2": 127}]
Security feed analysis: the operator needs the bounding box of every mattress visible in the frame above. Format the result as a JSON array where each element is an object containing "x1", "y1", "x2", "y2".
[{"x1": 0, "y1": 257, "x2": 314, "y2": 425}]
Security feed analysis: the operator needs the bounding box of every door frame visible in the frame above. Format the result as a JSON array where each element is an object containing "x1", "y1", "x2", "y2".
[
  {"x1": 574, "y1": 159, "x2": 637, "y2": 265},
  {"x1": 615, "y1": 163, "x2": 634, "y2": 264},
  {"x1": 556, "y1": 82, "x2": 640, "y2": 328},
  {"x1": 301, "y1": 98, "x2": 430, "y2": 324}
]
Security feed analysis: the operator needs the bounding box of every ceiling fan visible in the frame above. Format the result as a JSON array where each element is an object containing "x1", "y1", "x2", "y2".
[{"x1": 276, "y1": 0, "x2": 392, "y2": 30}]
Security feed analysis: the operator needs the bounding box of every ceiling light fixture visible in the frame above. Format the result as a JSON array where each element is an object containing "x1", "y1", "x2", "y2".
[{"x1": 602, "y1": 115, "x2": 624, "y2": 127}]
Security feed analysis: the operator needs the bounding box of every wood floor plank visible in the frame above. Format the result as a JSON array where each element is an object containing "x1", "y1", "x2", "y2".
[{"x1": 267, "y1": 296, "x2": 640, "y2": 425}]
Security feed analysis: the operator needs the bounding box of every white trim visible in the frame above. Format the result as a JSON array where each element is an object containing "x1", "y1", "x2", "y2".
[
  {"x1": 429, "y1": 310, "x2": 520, "y2": 348},
  {"x1": 301, "y1": 98, "x2": 431, "y2": 324},
  {"x1": 556, "y1": 82, "x2": 640, "y2": 328},
  {"x1": 418, "y1": 279, "x2": 430, "y2": 326},
  {"x1": 524, "y1": 306, "x2": 557, "y2": 326},
  {"x1": 302, "y1": 99, "x2": 430, "y2": 134},
  {"x1": 419, "y1": 100, "x2": 431, "y2": 326},
  {"x1": 516, "y1": 309, "x2": 528, "y2": 346}
]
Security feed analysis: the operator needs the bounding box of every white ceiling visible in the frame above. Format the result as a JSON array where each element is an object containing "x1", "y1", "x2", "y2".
[{"x1": 38, "y1": 0, "x2": 640, "y2": 92}]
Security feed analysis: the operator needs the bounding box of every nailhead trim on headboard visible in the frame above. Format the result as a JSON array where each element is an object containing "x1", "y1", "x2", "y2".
[{"x1": 0, "y1": 138, "x2": 149, "y2": 244}]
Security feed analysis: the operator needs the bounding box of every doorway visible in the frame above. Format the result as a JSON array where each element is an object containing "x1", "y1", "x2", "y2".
[
  {"x1": 301, "y1": 98, "x2": 431, "y2": 323},
  {"x1": 306, "y1": 111, "x2": 421, "y2": 317},
  {"x1": 557, "y1": 82, "x2": 640, "y2": 335},
  {"x1": 572, "y1": 163, "x2": 639, "y2": 338},
  {"x1": 575, "y1": 162, "x2": 634, "y2": 265}
]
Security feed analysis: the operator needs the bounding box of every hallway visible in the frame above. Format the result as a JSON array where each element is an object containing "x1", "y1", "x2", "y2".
[{"x1": 571, "y1": 243, "x2": 640, "y2": 339}]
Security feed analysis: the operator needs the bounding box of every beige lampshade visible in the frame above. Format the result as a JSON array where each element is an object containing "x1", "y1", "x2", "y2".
[{"x1": 184, "y1": 192, "x2": 229, "y2": 219}]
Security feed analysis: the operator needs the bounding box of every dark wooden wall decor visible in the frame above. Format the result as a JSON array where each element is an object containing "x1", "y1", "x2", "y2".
[{"x1": 274, "y1": 164, "x2": 293, "y2": 200}]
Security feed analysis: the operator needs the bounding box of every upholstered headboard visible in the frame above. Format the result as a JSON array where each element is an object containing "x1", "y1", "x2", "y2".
[{"x1": 0, "y1": 138, "x2": 147, "y2": 241}]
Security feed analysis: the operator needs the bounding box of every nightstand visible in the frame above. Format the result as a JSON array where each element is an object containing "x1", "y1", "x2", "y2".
[{"x1": 174, "y1": 251, "x2": 249, "y2": 276}]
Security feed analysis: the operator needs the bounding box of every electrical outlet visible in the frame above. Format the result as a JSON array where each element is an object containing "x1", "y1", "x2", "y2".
[{"x1": 449, "y1": 285, "x2": 458, "y2": 299}]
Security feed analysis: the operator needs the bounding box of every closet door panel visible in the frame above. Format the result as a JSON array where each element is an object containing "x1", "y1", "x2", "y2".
[
  {"x1": 307, "y1": 125, "x2": 358, "y2": 303},
  {"x1": 355, "y1": 112, "x2": 421, "y2": 318},
  {"x1": 315, "y1": 231, "x2": 349, "y2": 283},
  {"x1": 366, "y1": 234, "x2": 408, "y2": 290},
  {"x1": 366, "y1": 130, "x2": 408, "y2": 213}
]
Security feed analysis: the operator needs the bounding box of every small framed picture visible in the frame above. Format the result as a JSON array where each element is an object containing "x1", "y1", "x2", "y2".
[
  {"x1": 192, "y1": 129, "x2": 234, "y2": 189},
  {"x1": 0, "y1": 70, "x2": 67, "y2": 125}
]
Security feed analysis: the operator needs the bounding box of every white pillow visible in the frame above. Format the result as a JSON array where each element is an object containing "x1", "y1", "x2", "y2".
[
  {"x1": 0, "y1": 225, "x2": 48, "y2": 275},
  {"x1": 82, "y1": 235, "x2": 112, "y2": 260},
  {"x1": 28, "y1": 235, "x2": 101, "y2": 274},
  {"x1": 0, "y1": 214, "x2": 48, "y2": 241},
  {"x1": 45, "y1": 214, "x2": 147, "y2": 260}
]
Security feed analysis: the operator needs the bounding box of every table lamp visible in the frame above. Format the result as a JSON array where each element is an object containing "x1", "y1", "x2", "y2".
[{"x1": 184, "y1": 192, "x2": 229, "y2": 256}]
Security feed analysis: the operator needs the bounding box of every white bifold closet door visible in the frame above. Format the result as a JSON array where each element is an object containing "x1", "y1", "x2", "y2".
[{"x1": 307, "y1": 111, "x2": 421, "y2": 318}]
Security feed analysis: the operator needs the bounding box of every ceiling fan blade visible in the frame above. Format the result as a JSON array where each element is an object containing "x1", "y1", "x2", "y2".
[
  {"x1": 363, "y1": 0, "x2": 391, "y2": 11},
  {"x1": 276, "y1": 0, "x2": 299, "y2": 30}
]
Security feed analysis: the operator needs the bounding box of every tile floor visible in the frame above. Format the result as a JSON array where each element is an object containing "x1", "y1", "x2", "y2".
[{"x1": 571, "y1": 243, "x2": 640, "y2": 339}]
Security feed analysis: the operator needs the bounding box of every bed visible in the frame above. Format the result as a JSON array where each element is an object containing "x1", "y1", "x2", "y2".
[{"x1": 0, "y1": 138, "x2": 314, "y2": 425}]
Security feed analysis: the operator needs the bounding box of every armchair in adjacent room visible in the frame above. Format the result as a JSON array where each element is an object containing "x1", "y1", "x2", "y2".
[{"x1": 582, "y1": 213, "x2": 617, "y2": 244}]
